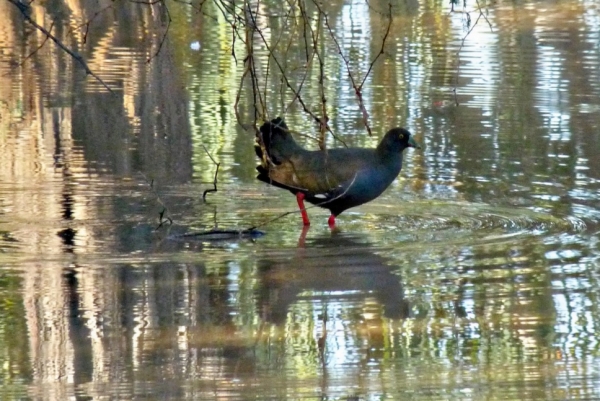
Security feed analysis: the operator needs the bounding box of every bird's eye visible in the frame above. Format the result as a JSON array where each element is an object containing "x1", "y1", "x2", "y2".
[{"x1": 398, "y1": 133, "x2": 404, "y2": 140}]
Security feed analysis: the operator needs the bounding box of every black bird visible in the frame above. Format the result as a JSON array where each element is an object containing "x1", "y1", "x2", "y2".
[{"x1": 255, "y1": 117, "x2": 420, "y2": 227}]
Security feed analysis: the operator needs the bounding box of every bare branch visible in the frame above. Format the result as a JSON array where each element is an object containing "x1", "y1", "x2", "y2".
[
  {"x1": 4, "y1": 21, "x2": 54, "y2": 74},
  {"x1": 67, "y1": 4, "x2": 114, "y2": 44},
  {"x1": 285, "y1": 0, "x2": 315, "y2": 114},
  {"x1": 246, "y1": 6, "x2": 329, "y2": 133},
  {"x1": 7, "y1": 0, "x2": 113, "y2": 93},
  {"x1": 475, "y1": 0, "x2": 494, "y2": 32},
  {"x1": 360, "y1": 3, "x2": 393, "y2": 91},
  {"x1": 314, "y1": 1, "x2": 395, "y2": 137},
  {"x1": 141, "y1": 0, "x2": 172, "y2": 63},
  {"x1": 201, "y1": 145, "x2": 221, "y2": 201},
  {"x1": 315, "y1": 1, "x2": 364, "y2": 136},
  {"x1": 139, "y1": 173, "x2": 174, "y2": 230},
  {"x1": 313, "y1": 10, "x2": 329, "y2": 149},
  {"x1": 451, "y1": 0, "x2": 494, "y2": 105}
]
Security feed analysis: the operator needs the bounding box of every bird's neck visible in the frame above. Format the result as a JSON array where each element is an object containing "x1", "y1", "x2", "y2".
[{"x1": 376, "y1": 142, "x2": 404, "y2": 162}]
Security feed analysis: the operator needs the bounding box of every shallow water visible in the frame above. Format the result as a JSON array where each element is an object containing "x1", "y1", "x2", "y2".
[{"x1": 1, "y1": 0, "x2": 600, "y2": 399}]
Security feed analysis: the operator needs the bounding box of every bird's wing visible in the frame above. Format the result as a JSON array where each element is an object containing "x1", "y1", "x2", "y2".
[{"x1": 281, "y1": 149, "x2": 376, "y2": 194}]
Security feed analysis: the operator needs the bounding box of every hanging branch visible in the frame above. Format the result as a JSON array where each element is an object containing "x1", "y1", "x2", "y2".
[
  {"x1": 299, "y1": 0, "x2": 311, "y2": 63},
  {"x1": 244, "y1": 5, "x2": 338, "y2": 139},
  {"x1": 360, "y1": 3, "x2": 393, "y2": 90},
  {"x1": 285, "y1": 0, "x2": 316, "y2": 114},
  {"x1": 474, "y1": 0, "x2": 494, "y2": 31},
  {"x1": 5, "y1": 21, "x2": 54, "y2": 73},
  {"x1": 7, "y1": 0, "x2": 113, "y2": 93},
  {"x1": 129, "y1": 0, "x2": 173, "y2": 64},
  {"x1": 245, "y1": 2, "x2": 267, "y2": 125},
  {"x1": 225, "y1": 1, "x2": 262, "y2": 128},
  {"x1": 452, "y1": 0, "x2": 493, "y2": 106},
  {"x1": 316, "y1": 1, "x2": 367, "y2": 136},
  {"x1": 313, "y1": 9, "x2": 329, "y2": 150},
  {"x1": 317, "y1": 2, "x2": 393, "y2": 137},
  {"x1": 230, "y1": 1, "x2": 348, "y2": 147},
  {"x1": 233, "y1": 1, "x2": 268, "y2": 129},
  {"x1": 67, "y1": 3, "x2": 114, "y2": 44},
  {"x1": 261, "y1": 3, "x2": 294, "y2": 115},
  {"x1": 275, "y1": 7, "x2": 297, "y2": 114},
  {"x1": 234, "y1": 22, "x2": 253, "y2": 128}
]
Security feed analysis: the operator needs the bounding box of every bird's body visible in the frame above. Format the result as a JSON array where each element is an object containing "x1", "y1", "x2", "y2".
[{"x1": 255, "y1": 117, "x2": 420, "y2": 226}]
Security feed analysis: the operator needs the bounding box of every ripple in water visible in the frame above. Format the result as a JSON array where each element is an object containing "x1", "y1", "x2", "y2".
[{"x1": 375, "y1": 201, "x2": 587, "y2": 245}]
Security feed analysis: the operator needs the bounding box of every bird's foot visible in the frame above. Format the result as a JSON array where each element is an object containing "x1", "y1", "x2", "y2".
[{"x1": 328, "y1": 215, "x2": 336, "y2": 228}]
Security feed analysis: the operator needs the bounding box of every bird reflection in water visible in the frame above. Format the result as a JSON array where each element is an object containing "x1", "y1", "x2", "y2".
[{"x1": 256, "y1": 230, "x2": 410, "y2": 324}]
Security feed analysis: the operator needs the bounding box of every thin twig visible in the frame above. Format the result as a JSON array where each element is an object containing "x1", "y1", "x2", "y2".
[
  {"x1": 4, "y1": 21, "x2": 54, "y2": 75},
  {"x1": 475, "y1": 0, "x2": 494, "y2": 31},
  {"x1": 232, "y1": 1, "x2": 348, "y2": 147},
  {"x1": 276, "y1": 6, "x2": 297, "y2": 113},
  {"x1": 317, "y1": 2, "x2": 393, "y2": 137},
  {"x1": 360, "y1": 3, "x2": 393, "y2": 90},
  {"x1": 263, "y1": 2, "x2": 293, "y2": 113},
  {"x1": 451, "y1": 0, "x2": 493, "y2": 106},
  {"x1": 142, "y1": 0, "x2": 172, "y2": 63},
  {"x1": 286, "y1": 1, "x2": 316, "y2": 115},
  {"x1": 248, "y1": 2, "x2": 267, "y2": 123},
  {"x1": 246, "y1": 7, "x2": 335, "y2": 140},
  {"x1": 7, "y1": 0, "x2": 113, "y2": 93},
  {"x1": 187, "y1": 0, "x2": 219, "y2": 21},
  {"x1": 214, "y1": 0, "x2": 249, "y2": 67},
  {"x1": 234, "y1": 7, "x2": 254, "y2": 129},
  {"x1": 314, "y1": 9, "x2": 328, "y2": 149},
  {"x1": 298, "y1": 0, "x2": 311, "y2": 63},
  {"x1": 234, "y1": 59, "x2": 251, "y2": 128},
  {"x1": 315, "y1": 1, "x2": 365, "y2": 136},
  {"x1": 67, "y1": 4, "x2": 114, "y2": 44},
  {"x1": 296, "y1": 3, "x2": 330, "y2": 147},
  {"x1": 233, "y1": 18, "x2": 266, "y2": 130},
  {"x1": 139, "y1": 172, "x2": 174, "y2": 230},
  {"x1": 202, "y1": 145, "x2": 221, "y2": 201}
]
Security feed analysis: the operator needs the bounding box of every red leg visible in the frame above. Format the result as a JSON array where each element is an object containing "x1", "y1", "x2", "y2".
[
  {"x1": 296, "y1": 193, "x2": 310, "y2": 226},
  {"x1": 297, "y1": 225, "x2": 310, "y2": 248},
  {"x1": 328, "y1": 214, "x2": 336, "y2": 228}
]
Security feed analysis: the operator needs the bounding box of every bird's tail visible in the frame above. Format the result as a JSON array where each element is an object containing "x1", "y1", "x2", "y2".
[{"x1": 255, "y1": 117, "x2": 302, "y2": 166}]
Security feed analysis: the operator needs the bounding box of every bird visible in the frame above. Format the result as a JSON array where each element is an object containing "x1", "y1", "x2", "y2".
[{"x1": 255, "y1": 117, "x2": 420, "y2": 227}]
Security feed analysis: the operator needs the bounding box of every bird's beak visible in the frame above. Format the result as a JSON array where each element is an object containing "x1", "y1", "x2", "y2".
[{"x1": 408, "y1": 137, "x2": 421, "y2": 149}]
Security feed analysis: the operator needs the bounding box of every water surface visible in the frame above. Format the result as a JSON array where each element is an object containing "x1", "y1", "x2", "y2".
[{"x1": 1, "y1": 0, "x2": 600, "y2": 399}]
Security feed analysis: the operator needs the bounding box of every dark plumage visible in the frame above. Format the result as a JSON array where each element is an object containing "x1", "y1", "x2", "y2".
[{"x1": 255, "y1": 117, "x2": 420, "y2": 226}]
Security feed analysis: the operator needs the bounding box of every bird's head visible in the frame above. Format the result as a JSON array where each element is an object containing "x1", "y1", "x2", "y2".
[{"x1": 378, "y1": 128, "x2": 421, "y2": 154}]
